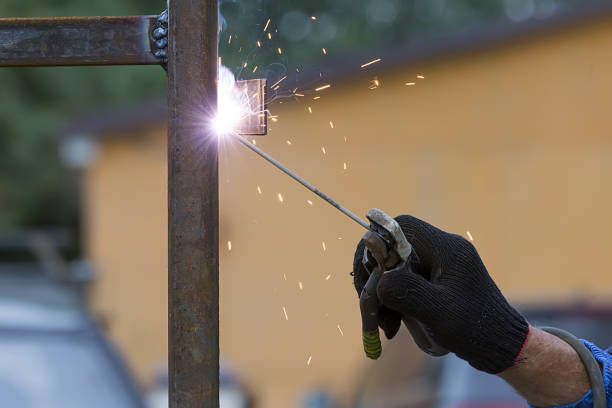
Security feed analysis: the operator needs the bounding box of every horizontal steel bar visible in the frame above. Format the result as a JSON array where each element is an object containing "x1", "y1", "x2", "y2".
[{"x1": 0, "y1": 16, "x2": 159, "y2": 67}]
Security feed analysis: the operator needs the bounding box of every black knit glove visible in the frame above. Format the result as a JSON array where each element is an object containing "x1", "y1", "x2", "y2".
[{"x1": 353, "y1": 215, "x2": 529, "y2": 374}]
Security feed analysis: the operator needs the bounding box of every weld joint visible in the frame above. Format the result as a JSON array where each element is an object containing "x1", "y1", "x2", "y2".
[{"x1": 150, "y1": 9, "x2": 168, "y2": 71}]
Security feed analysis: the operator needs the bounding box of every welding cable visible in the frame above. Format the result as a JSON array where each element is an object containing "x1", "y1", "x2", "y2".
[{"x1": 539, "y1": 326, "x2": 606, "y2": 408}]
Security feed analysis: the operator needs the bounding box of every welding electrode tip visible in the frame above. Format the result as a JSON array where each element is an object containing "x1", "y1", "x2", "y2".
[{"x1": 232, "y1": 134, "x2": 370, "y2": 230}]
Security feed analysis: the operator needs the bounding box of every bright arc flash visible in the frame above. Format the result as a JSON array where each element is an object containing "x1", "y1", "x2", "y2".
[{"x1": 212, "y1": 65, "x2": 251, "y2": 136}]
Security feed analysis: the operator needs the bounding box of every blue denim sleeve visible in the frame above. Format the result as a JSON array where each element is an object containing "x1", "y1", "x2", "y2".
[{"x1": 528, "y1": 340, "x2": 612, "y2": 408}]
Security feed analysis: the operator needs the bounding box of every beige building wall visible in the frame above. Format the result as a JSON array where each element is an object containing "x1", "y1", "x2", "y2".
[{"x1": 85, "y1": 18, "x2": 612, "y2": 407}]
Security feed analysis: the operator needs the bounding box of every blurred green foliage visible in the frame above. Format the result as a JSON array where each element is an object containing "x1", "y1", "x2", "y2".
[
  {"x1": 0, "y1": 0, "x2": 167, "y2": 229},
  {"x1": 219, "y1": 0, "x2": 573, "y2": 82},
  {"x1": 1, "y1": 0, "x2": 574, "y2": 231}
]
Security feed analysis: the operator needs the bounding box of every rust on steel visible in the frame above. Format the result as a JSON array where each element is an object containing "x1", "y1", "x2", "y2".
[
  {"x1": 167, "y1": 0, "x2": 219, "y2": 406},
  {"x1": 235, "y1": 79, "x2": 267, "y2": 136},
  {"x1": 0, "y1": 16, "x2": 159, "y2": 66}
]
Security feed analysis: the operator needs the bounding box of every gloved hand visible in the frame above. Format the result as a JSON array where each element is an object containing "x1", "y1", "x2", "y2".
[{"x1": 353, "y1": 214, "x2": 529, "y2": 374}]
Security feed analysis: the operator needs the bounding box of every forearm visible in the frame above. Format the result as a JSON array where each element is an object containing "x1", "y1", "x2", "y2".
[{"x1": 498, "y1": 326, "x2": 591, "y2": 407}]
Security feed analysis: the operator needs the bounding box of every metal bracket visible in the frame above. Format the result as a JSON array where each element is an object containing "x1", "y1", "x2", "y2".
[{"x1": 150, "y1": 9, "x2": 168, "y2": 71}]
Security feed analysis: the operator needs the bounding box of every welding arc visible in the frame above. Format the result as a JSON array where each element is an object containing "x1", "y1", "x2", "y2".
[{"x1": 232, "y1": 134, "x2": 370, "y2": 230}]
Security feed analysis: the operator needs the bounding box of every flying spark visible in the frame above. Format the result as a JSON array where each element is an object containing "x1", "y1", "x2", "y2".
[
  {"x1": 252, "y1": 65, "x2": 258, "y2": 73},
  {"x1": 406, "y1": 82, "x2": 416, "y2": 86},
  {"x1": 270, "y1": 76, "x2": 287, "y2": 88},
  {"x1": 298, "y1": 281, "x2": 303, "y2": 290},
  {"x1": 315, "y1": 84, "x2": 331, "y2": 92},
  {"x1": 321, "y1": 147, "x2": 327, "y2": 155},
  {"x1": 313, "y1": 96, "x2": 321, "y2": 100},
  {"x1": 286, "y1": 140, "x2": 292, "y2": 145},
  {"x1": 308, "y1": 106, "x2": 312, "y2": 113},
  {"x1": 307, "y1": 200, "x2": 313, "y2": 205},
  {"x1": 282, "y1": 306, "x2": 288, "y2": 320},
  {"x1": 283, "y1": 273, "x2": 287, "y2": 280},
  {"x1": 311, "y1": 16, "x2": 317, "y2": 20},
  {"x1": 278, "y1": 193, "x2": 284, "y2": 202},
  {"x1": 329, "y1": 121, "x2": 334, "y2": 129},
  {"x1": 343, "y1": 162, "x2": 347, "y2": 170},
  {"x1": 361, "y1": 58, "x2": 381, "y2": 68},
  {"x1": 337, "y1": 325, "x2": 344, "y2": 336},
  {"x1": 267, "y1": 32, "x2": 272, "y2": 40},
  {"x1": 228, "y1": 35, "x2": 232, "y2": 45},
  {"x1": 306, "y1": 356, "x2": 312, "y2": 366},
  {"x1": 322, "y1": 48, "x2": 327, "y2": 55},
  {"x1": 322, "y1": 241, "x2": 327, "y2": 251},
  {"x1": 417, "y1": 74, "x2": 425, "y2": 79},
  {"x1": 263, "y1": 18, "x2": 271, "y2": 32},
  {"x1": 325, "y1": 274, "x2": 331, "y2": 280},
  {"x1": 257, "y1": 186, "x2": 262, "y2": 194},
  {"x1": 251, "y1": 139, "x2": 256, "y2": 145},
  {"x1": 227, "y1": 241, "x2": 232, "y2": 250},
  {"x1": 277, "y1": 47, "x2": 282, "y2": 55},
  {"x1": 467, "y1": 231, "x2": 474, "y2": 241},
  {"x1": 257, "y1": 41, "x2": 261, "y2": 47}
]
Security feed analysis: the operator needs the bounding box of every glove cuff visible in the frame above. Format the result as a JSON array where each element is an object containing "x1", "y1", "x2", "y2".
[{"x1": 464, "y1": 308, "x2": 530, "y2": 374}]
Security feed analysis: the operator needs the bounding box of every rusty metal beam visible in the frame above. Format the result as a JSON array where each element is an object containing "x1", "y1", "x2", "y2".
[
  {"x1": 0, "y1": 16, "x2": 159, "y2": 67},
  {"x1": 167, "y1": 0, "x2": 219, "y2": 407}
]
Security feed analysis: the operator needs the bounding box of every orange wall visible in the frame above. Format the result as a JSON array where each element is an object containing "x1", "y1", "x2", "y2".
[{"x1": 86, "y1": 18, "x2": 612, "y2": 407}]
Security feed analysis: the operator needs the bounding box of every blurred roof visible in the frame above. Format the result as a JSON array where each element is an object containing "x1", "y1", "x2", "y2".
[
  {"x1": 0, "y1": 274, "x2": 85, "y2": 330},
  {"x1": 60, "y1": 0, "x2": 612, "y2": 139}
]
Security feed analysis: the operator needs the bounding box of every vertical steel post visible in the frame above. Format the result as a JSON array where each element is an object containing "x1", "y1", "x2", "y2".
[{"x1": 167, "y1": 0, "x2": 219, "y2": 407}]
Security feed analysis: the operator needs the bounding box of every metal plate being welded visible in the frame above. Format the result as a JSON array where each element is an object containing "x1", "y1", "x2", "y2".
[{"x1": 235, "y1": 79, "x2": 267, "y2": 136}]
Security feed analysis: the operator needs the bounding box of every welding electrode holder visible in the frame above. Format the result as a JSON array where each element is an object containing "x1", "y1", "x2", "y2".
[{"x1": 359, "y1": 209, "x2": 449, "y2": 359}]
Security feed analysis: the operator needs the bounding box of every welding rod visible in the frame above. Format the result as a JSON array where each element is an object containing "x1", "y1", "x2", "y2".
[{"x1": 232, "y1": 134, "x2": 371, "y2": 230}]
